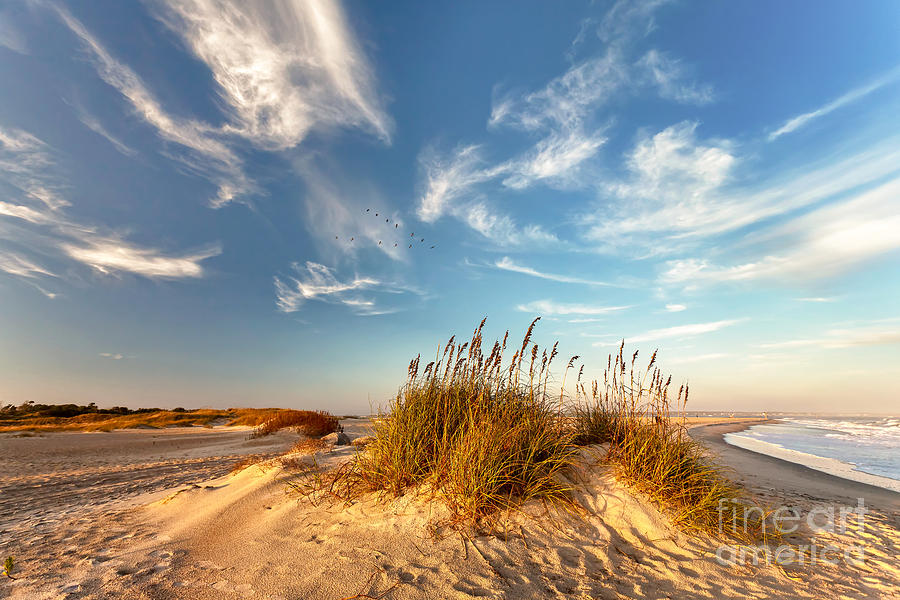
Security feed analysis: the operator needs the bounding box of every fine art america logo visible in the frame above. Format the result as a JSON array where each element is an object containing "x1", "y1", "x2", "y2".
[{"x1": 715, "y1": 497, "x2": 869, "y2": 567}]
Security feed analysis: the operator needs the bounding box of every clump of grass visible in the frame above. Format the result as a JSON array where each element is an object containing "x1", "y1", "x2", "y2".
[
  {"x1": 332, "y1": 318, "x2": 578, "y2": 523},
  {"x1": 3, "y1": 556, "x2": 14, "y2": 580},
  {"x1": 250, "y1": 410, "x2": 340, "y2": 438},
  {"x1": 289, "y1": 437, "x2": 329, "y2": 455},
  {"x1": 573, "y1": 343, "x2": 758, "y2": 537}
]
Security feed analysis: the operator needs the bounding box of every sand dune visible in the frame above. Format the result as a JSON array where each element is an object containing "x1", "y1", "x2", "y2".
[{"x1": 1, "y1": 420, "x2": 898, "y2": 599}]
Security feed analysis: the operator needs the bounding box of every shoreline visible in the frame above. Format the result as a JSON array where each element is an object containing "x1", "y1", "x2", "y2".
[
  {"x1": 1, "y1": 418, "x2": 898, "y2": 598},
  {"x1": 690, "y1": 420, "x2": 900, "y2": 513}
]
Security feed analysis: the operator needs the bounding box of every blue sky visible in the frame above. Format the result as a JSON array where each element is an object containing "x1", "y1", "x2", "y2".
[{"x1": 1, "y1": 0, "x2": 898, "y2": 414}]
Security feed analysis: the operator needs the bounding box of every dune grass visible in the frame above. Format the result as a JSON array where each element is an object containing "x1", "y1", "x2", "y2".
[
  {"x1": 572, "y1": 343, "x2": 759, "y2": 537},
  {"x1": 249, "y1": 410, "x2": 340, "y2": 438},
  {"x1": 0, "y1": 407, "x2": 296, "y2": 432},
  {"x1": 326, "y1": 318, "x2": 578, "y2": 523},
  {"x1": 298, "y1": 318, "x2": 758, "y2": 538}
]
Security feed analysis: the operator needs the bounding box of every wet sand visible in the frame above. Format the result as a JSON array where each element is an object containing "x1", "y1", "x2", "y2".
[{"x1": 689, "y1": 420, "x2": 900, "y2": 513}]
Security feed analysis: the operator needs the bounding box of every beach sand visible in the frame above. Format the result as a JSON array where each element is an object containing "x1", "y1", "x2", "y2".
[{"x1": 1, "y1": 419, "x2": 897, "y2": 599}]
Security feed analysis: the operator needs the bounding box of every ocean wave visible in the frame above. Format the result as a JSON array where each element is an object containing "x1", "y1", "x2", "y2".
[{"x1": 724, "y1": 418, "x2": 900, "y2": 493}]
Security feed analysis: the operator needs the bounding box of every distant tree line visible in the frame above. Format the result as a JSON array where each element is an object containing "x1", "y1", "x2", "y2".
[{"x1": 0, "y1": 401, "x2": 171, "y2": 419}]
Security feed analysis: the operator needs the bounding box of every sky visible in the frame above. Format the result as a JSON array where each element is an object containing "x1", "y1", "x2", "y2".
[{"x1": 1, "y1": 0, "x2": 899, "y2": 415}]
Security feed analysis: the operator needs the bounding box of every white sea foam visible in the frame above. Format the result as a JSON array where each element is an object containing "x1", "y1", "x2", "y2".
[{"x1": 724, "y1": 417, "x2": 900, "y2": 493}]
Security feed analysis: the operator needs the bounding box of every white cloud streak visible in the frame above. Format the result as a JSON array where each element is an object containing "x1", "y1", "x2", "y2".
[
  {"x1": 62, "y1": 239, "x2": 220, "y2": 279},
  {"x1": 0, "y1": 16, "x2": 27, "y2": 54},
  {"x1": 417, "y1": 145, "x2": 505, "y2": 223},
  {"x1": 0, "y1": 253, "x2": 56, "y2": 278},
  {"x1": 769, "y1": 66, "x2": 900, "y2": 140},
  {"x1": 77, "y1": 112, "x2": 138, "y2": 157},
  {"x1": 494, "y1": 256, "x2": 615, "y2": 286},
  {"x1": 665, "y1": 303, "x2": 686, "y2": 312},
  {"x1": 587, "y1": 122, "x2": 900, "y2": 256},
  {"x1": 55, "y1": 0, "x2": 391, "y2": 207},
  {"x1": 661, "y1": 177, "x2": 900, "y2": 285},
  {"x1": 516, "y1": 300, "x2": 630, "y2": 316},
  {"x1": 758, "y1": 323, "x2": 900, "y2": 350},
  {"x1": 416, "y1": 0, "x2": 713, "y2": 245},
  {"x1": 53, "y1": 4, "x2": 252, "y2": 208},
  {"x1": 416, "y1": 146, "x2": 557, "y2": 246},
  {"x1": 1, "y1": 124, "x2": 222, "y2": 284},
  {"x1": 637, "y1": 50, "x2": 714, "y2": 105},
  {"x1": 153, "y1": 0, "x2": 392, "y2": 149},
  {"x1": 593, "y1": 318, "x2": 742, "y2": 346},
  {"x1": 274, "y1": 261, "x2": 416, "y2": 315},
  {"x1": 462, "y1": 203, "x2": 558, "y2": 246}
]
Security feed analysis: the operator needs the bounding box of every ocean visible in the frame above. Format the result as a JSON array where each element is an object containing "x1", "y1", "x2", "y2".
[{"x1": 723, "y1": 416, "x2": 900, "y2": 493}]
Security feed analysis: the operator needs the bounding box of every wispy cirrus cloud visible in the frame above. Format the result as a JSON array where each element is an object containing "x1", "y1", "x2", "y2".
[
  {"x1": 53, "y1": 0, "x2": 391, "y2": 208},
  {"x1": 593, "y1": 318, "x2": 743, "y2": 346},
  {"x1": 462, "y1": 203, "x2": 558, "y2": 246},
  {"x1": 757, "y1": 322, "x2": 900, "y2": 350},
  {"x1": 0, "y1": 6, "x2": 27, "y2": 54},
  {"x1": 597, "y1": 0, "x2": 672, "y2": 44},
  {"x1": 586, "y1": 120, "x2": 900, "y2": 258},
  {"x1": 416, "y1": 145, "x2": 557, "y2": 246},
  {"x1": 53, "y1": 4, "x2": 252, "y2": 208},
  {"x1": 494, "y1": 256, "x2": 616, "y2": 286},
  {"x1": 0, "y1": 124, "x2": 221, "y2": 285},
  {"x1": 768, "y1": 65, "x2": 900, "y2": 141},
  {"x1": 76, "y1": 111, "x2": 137, "y2": 157},
  {"x1": 62, "y1": 238, "x2": 220, "y2": 279},
  {"x1": 152, "y1": 0, "x2": 392, "y2": 149},
  {"x1": 0, "y1": 253, "x2": 56, "y2": 279},
  {"x1": 516, "y1": 299, "x2": 630, "y2": 316},
  {"x1": 665, "y1": 303, "x2": 686, "y2": 312},
  {"x1": 416, "y1": 0, "x2": 711, "y2": 244},
  {"x1": 637, "y1": 50, "x2": 715, "y2": 105},
  {"x1": 661, "y1": 177, "x2": 900, "y2": 286},
  {"x1": 274, "y1": 261, "x2": 419, "y2": 315},
  {"x1": 584, "y1": 121, "x2": 735, "y2": 249},
  {"x1": 417, "y1": 145, "x2": 506, "y2": 223}
]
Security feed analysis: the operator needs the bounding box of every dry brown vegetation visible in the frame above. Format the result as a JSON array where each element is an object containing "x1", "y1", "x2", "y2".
[
  {"x1": 288, "y1": 437, "x2": 329, "y2": 454},
  {"x1": 0, "y1": 408, "x2": 294, "y2": 432},
  {"x1": 249, "y1": 410, "x2": 340, "y2": 438}
]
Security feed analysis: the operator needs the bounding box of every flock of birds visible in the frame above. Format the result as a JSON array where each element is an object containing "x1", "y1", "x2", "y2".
[{"x1": 333, "y1": 209, "x2": 436, "y2": 250}]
